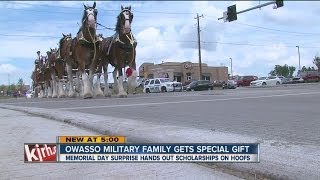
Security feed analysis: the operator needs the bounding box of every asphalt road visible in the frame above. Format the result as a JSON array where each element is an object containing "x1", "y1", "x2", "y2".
[
  {"x1": 0, "y1": 108, "x2": 239, "y2": 179},
  {"x1": 2, "y1": 84, "x2": 320, "y2": 146}
]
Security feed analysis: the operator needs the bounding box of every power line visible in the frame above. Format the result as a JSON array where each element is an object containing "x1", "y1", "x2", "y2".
[
  {"x1": 5, "y1": 2, "x2": 320, "y2": 36},
  {"x1": 3, "y1": 7, "x2": 187, "y2": 20},
  {"x1": 5, "y1": 2, "x2": 320, "y2": 37},
  {"x1": 0, "y1": 33, "x2": 59, "y2": 38},
  {"x1": 234, "y1": 22, "x2": 320, "y2": 35},
  {"x1": 204, "y1": 14, "x2": 320, "y2": 36},
  {"x1": 4, "y1": 2, "x2": 194, "y2": 15},
  {"x1": 0, "y1": 33, "x2": 319, "y2": 49}
]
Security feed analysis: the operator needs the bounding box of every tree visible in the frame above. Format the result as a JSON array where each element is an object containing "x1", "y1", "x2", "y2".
[
  {"x1": 288, "y1": 66, "x2": 296, "y2": 77},
  {"x1": 313, "y1": 56, "x2": 320, "y2": 70},
  {"x1": 17, "y1": 78, "x2": 25, "y2": 92},
  {"x1": 0, "y1": 85, "x2": 6, "y2": 91},
  {"x1": 271, "y1": 64, "x2": 293, "y2": 77},
  {"x1": 269, "y1": 70, "x2": 276, "y2": 76},
  {"x1": 301, "y1": 66, "x2": 307, "y2": 72},
  {"x1": 8, "y1": 84, "x2": 16, "y2": 92}
]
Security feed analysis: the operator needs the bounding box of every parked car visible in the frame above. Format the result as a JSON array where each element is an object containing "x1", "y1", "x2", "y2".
[
  {"x1": 250, "y1": 76, "x2": 282, "y2": 86},
  {"x1": 136, "y1": 77, "x2": 146, "y2": 88},
  {"x1": 144, "y1": 78, "x2": 182, "y2": 93},
  {"x1": 225, "y1": 80, "x2": 237, "y2": 89},
  {"x1": 235, "y1": 76, "x2": 258, "y2": 87},
  {"x1": 186, "y1": 80, "x2": 213, "y2": 91},
  {"x1": 281, "y1": 77, "x2": 293, "y2": 84},
  {"x1": 277, "y1": 76, "x2": 285, "y2": 81},
  {"x1": 292, "y1": 77, "x2": 304, "y2": 83}
]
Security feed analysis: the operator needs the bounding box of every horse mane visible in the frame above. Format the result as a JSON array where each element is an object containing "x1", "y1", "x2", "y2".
[
  {"x1": 115, "y1": 13, "x2": 122, "y2": 33},
  {"x1": 59, "y1": 37, "x2": 65, "y2": 51},
  {"x1": 81, "y1": 10, "x2": 87, "y2": 25}
]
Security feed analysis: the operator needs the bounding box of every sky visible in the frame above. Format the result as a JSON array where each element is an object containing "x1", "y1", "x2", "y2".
[{"x1": 0, "y1": 1, "x2": 319, "y2": 86}]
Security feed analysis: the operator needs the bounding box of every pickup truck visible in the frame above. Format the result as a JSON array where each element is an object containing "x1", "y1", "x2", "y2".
[{"x1": 300, "y1": 71, "x2": 320, "y2": 82}]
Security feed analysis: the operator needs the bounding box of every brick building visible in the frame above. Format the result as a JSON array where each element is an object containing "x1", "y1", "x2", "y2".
[{"x1": 138, "y1": 61, "x2": 228, "y2": 84}]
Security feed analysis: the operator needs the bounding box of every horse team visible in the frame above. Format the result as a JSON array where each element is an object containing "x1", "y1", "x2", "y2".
[{"x1": 31, "y1": 2, "x2": 138, "y2": 99}]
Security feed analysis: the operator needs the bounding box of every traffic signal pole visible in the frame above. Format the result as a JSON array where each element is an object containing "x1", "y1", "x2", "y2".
[{"x1": 218, "y1": 1, "x2": 281, "y2": 21}]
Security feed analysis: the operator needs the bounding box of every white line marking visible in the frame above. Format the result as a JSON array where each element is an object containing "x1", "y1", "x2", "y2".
[
  {"x1": 56, "y1": 92, "x2": 320, "y2": 110},
  {"x1": 3, "y1": 93, "x2": 205, "y2": 105},
  {"x1": 2, "y1": 88, "x2": 302, "y2": 105}
]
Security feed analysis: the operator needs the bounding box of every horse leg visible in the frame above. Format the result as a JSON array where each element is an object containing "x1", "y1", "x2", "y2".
[
  {"x1": 58, "y1": 79, "x2": 66, "y2": 98},
  {"x1": 66, "y1": 63, "x2": 76, "y2": 97},
  {"x1": 82, "y1": 71, "x2": 93, "y2": 98},
  {"x1": 112, "y1": 68, "x2": 119, "y2": 94},
  {"x1": 127, "y1": 69, "x2": 138, "y2": 94},
  {"x1": 75, "y1": 70, "x2": 82, "y2": 95},
  {"x1": 80, "y1": 61, "x2": 93, "y2": 99},
  {"x1": 51, "y1": 74, "x2": 58, "y2": 98},
  {"x1": 103, "y1": 64, "x2": 112, "y2": 97},
  {"x1": 94, "y1": 73, "x2": 104, "y2": 97},
  {"x1": 117, "y1": 68, "x2": 127, "y2": 98},
  {"x1": 39, "y1": 84, "x2": 44, "y2": 98},
  {"x1": 93, "y1": 63, "x2": 103, "y2": 97},
  {"x1": 47, "y1": 80, "x2": 53, "y2": 98}
]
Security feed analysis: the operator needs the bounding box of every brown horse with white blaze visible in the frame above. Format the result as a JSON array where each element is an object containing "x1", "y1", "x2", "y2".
[
  {"x1": 59, "y1": 33, "x2": 77, "y2": 97},
  {"x1": 70, "y1": 2, "x2": 99, "y2": 98},
  {"x1": 47, "y1": 48, "x2": 67, "y2": 98},
  {"x1": 97, "y1": 5, "x2": 137, "y2": 98}
]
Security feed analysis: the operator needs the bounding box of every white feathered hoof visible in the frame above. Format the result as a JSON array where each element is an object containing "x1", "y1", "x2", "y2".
[
  {"x1": 118, "y1": 91, "x2": 127, "y2": 98},
  {"x1": 52, "y1": 90, "x2": 57, "y2": 98},
  {"x1": 75, "y1": 85, "x2": 81, "y2": 93},
  {"x1": 68, "y1": 92, "x2": 76, "y2": 98},
  {"x1": 59, "y1": 94, "x2": 66, "y2": 98},
  {"x1": 94, "y1": 92, "x2": 104, "y2": 98},
  {"x1": 104, "y1": 89, "x2": 112, "y2": 97},
  {"x1": 118, "y1": 94, "x2": 127, "y2": 98},
  {"x1": 83, "y1": 92, "x2": 93, "y2": 99},
  {"x1": 93, "y1": 88, "x2": 104, "y2": 97}
]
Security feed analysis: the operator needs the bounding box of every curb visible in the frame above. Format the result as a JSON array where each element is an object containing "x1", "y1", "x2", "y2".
[
  {"x1": 244, "y1": 82, "x2": 320, "y2": 89},
  {"x1": 0, "y1": 104, "x2": 319, "y2": 180}
]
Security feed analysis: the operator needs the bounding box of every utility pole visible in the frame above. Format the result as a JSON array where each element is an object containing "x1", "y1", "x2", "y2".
[
  {"x1": 195, "y1": 13, "x2": 203, "y2": 80},
  {"x1": 296, "y1": 45, "x2": 301, "y2": 72},
  {"x1": 230, "y1": 58, "x2": 233, "y2": 78},
  {"x1": 8, "y1": 73, "x2": 10, "y2": 95}
]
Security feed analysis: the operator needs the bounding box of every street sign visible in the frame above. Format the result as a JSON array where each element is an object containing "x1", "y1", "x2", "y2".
[{"x1": 223, "y1": 11, "x2": 228, "y2": 22}]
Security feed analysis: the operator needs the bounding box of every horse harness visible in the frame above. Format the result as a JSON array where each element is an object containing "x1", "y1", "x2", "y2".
[{"x1": 105, "y1": 32, "x2": 137, "y2": 66}]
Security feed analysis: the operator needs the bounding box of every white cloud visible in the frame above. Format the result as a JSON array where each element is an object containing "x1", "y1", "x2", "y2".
[
  {"x1": 0, "y1": 64, "x2": 32, "y2": 86},
  {"x1": 0, "y1": 64, "x2": 18, "y2": 74},
  {"x1": 0, "y1": 1, "x2": 319, "y2": 85}
]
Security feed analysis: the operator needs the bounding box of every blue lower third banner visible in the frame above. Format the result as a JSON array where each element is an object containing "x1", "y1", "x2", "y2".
[{"x1": 58, "y1": 143, "x2": 259, "y2": 162}]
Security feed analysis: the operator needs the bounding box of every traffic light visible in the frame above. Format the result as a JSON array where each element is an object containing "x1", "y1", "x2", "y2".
[
  {"x1": 227, "y1": 4, "x2": 237, "y2": 22},
  {"x1": 276, "y1": 0, "x2": 283, "y2": 8}
]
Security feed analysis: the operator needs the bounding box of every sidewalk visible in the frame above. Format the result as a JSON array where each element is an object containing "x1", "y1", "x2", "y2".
[{"x1": 0, "y1": 108, "x2": 241, "y2": 180}]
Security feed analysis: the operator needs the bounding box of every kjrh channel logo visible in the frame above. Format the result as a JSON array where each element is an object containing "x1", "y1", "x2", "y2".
[{"x1": 24, "y1": 144, "x2": 57, "y2": 162}]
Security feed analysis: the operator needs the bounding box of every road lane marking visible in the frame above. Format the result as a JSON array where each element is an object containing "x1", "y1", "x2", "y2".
[
  {"x1": 2, "y1": 88, "x2": 308, "y2": 105},
  {"x1": 2, "y1": 93, "x2": 206, "y2": 105},
  {"x1": 56, "y1": 92, "x2": 320, "y2": 110}
]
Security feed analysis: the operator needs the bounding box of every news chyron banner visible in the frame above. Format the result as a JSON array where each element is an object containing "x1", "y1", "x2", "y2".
[
  {"x1": 25, "y1": 136, "x2": 260, "y2": 163},
  {"x1": 24, "y1": 136, "x2": 126, "y2": 163}
]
